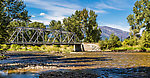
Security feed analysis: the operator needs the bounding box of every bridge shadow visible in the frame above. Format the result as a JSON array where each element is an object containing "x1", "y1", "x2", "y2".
[{"x1": 0, "y1": 52, "x2": 112, "y2": 70}]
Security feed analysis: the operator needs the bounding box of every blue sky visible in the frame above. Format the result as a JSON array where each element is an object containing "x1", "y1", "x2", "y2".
[{"x1": 23, "y1": 0, "x2": 137, "y2": 31}]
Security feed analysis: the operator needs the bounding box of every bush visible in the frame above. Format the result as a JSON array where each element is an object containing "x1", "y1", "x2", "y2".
[
  {"x1": 53, "y1": 45, "x2": 60, "y2": 47},
  {"x1": 135, "y1": 46, "x2": 146, "y2": 52},
  {"x1": 40, "y1": 45, "x2": 47, "y2": 51},
  {"x1": 0, "y1": 44, "x2": 10, "y2": 50},
  {"x1": 19, "y1": 46, "x2": 28, "y2": 51},
  {"x1": 4, "y1": 44, "x2": 73, "y2": 53},
  {"x1": 126, "y1": 47, "x2": 134, "y2": 50},
  {"x1": 146, "y1": 48, "x2": 150, "y2": 52},
  {"x1": 98, "y1": 34, "x2": 122, "y2": 50},
  {"x1": 112, "y1": 47, "x2": 127, "y2": 51},
  {"x1": 9, "y1": 44, "x2": 21, "y2": 51},
  {"x1": 45, "y1": 46, "x2": 60, "y2": 52},
  {"x1": 98, "y1": 40, "x2": 107, "y2": 50},
  {"x1": 31, "y1": 46, "x2": 40, "y2": 51},
  {"x1": 122, "y1": 39, "x2": 130, "y2": 46}
]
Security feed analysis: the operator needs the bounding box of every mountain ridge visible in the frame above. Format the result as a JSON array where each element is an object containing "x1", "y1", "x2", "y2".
[{"x1": 99, "y1": 26, "x2": 129, "y2": 40}]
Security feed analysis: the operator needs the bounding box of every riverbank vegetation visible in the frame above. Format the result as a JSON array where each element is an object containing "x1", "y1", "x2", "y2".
[
  {"x1": 99, "y1": 0, "x2": 150, "y2": 52},
  {"x1": 0, "y1": 0, "x2": 150, "y2": 54},
  {"x1": 0, "y1": 44, "x2": 74, "y2": 53}
]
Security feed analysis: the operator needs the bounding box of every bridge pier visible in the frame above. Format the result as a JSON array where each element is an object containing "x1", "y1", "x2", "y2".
[{"x1": 74, "y1": 44, "x2": 84, "y2": 52}]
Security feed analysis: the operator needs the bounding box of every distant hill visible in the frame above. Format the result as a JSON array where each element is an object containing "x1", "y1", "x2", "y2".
[{"x1": 99, "y1": 26, "x2": 129, "y2": 40}]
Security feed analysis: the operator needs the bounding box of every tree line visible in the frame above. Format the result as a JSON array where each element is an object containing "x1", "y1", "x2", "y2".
[{"x1": 0, "y1": 0, "x2": 150, "y2": 52}]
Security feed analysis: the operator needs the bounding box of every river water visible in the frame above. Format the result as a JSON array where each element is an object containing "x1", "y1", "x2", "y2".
[{"x1": 0, "y1": 51, "x2": 150, "y2": 78}]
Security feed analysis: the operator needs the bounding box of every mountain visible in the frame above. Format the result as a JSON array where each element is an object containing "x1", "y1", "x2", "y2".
[{"x1": 99, "y1": 26, "x2": 129, "y2": 40}]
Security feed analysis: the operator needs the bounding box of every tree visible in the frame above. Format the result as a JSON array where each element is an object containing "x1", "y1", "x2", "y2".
[
  {"x1": 7, "y1": 20, "x2": 27, "y2": 35},
  {"x1": 98, "y1": 40, "x2": 107, "y2": 50},
  {"x1": 108, "y1": 34, "x2": 121, "y2": 48},
  {"x1": 99, "y1": 38, "x2": 108, "y2": 50},
  {"x1": 140, "y1": 30, "x2": 150, "y2": 47},
  {"x1": 98, "y1": 34, "x2": 121, "y2": 50},
  {"x1": 0, "y1": 0, "x2": 30, "y2": 44},
  {"x1": 28, "y1": 22, "x2": 45, "y2": 28},
  {"x1": 49, "y1": 20, "x2": 62, "y2": 30},
  {"x1": 63, "y1": 10, "x2": 84, "y2": 40},
  {"x1": 63, "y1": 9, "x2": 101, "y2": 42},
  {"x1": 28, "y1": 22, "x2": 46, "y2": 42},
  {"x1": 127, "y1": 0, "x2": 150, "y2": 36}
]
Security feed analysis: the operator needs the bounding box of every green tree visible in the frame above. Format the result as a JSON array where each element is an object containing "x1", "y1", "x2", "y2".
[
  {"x1": 107, "y1": 34, "x2": 121, "y2": 49},
  {"x1": 98, "y1": 40, "x2": 107, "y2": 50},
  {"x1": 28, "y1": 22, "x2": 46, "y2": 42},
  {"x1": 98, "y1": 34, "x2": 121, "y2": 50},
  {"x1": 63, "y1": 10, "x2": 84, "y2": 40},
  {"x1": 49, "y1": 20, "x2": 62, "y2": 30},
  {"x1": 28, "y1": 22, "x2": 45, "y2": 28},
  {"x1": 127, "y1": 0, "x2": 150, "y2": 35},
  {"x1": 140, "y1": 30, "x2": 150, "y2": 47},
  {"x1": 63, "y1": 8, "x2": 101, "y2": 42},
  {"x1": 0, "y1": 0, "x2": 30, "y2": 44},
  {"x1": 7, "y1": 20, "x2": 27, "y2": 35}
]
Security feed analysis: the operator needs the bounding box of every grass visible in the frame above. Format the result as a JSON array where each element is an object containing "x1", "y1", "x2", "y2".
[
  {"x1": 112, "y1": 46, "x2": 147, "y2": 52},
  {"x1": 7, "y1": 44, "x2": 74, "y2": 53}
]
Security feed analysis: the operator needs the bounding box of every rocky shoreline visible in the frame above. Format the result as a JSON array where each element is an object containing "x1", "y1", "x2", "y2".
[{"x1": 39, "y1": 71, "x2": 99, "y2": 78}]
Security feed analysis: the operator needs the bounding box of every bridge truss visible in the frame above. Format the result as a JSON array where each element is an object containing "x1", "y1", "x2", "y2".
[{"x1": 7, "y1": 27, "x2": 81, "y2": 45}]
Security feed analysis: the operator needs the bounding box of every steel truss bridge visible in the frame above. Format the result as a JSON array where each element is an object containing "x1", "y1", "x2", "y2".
[{"x1": 7, "y1": 27, "x2": 81, "y2": 45}]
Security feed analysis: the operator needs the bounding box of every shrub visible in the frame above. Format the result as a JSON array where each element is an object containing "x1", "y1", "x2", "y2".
[
  {"x1": 9, "y1": 44, "x2": 22, "y2": 51},
  {"x1": 45, "y1": 46, "x2": 60, "y2": 52},
  {"x1": 53, "y1": 45, "x2": 60, "y2": 47},
  {"x1": 112, "y1": 47, "x2": 127, "y2": 51},
  {"x1": 40, "y1": 45, "x2": 47, "y2": 51},
  {"x1": 0, "y1": 44, "x2": 10, "y2": 50},
  {"x1": 126, "y1": 47, "x2": 134, "y2": 50},
  {"x1": 146, "y1": 48, "x2": 150, "y2": 52},
  {"x1": 31, "y1": 46, "x2": 40, "y2": 51},
  {"x1": 98, "y1": 40, "x2": 107, "y2": 50}
]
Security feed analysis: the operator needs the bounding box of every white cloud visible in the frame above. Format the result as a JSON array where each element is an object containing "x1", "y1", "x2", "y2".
[
  {"x1": 86, "y1": 8, "x2": 107, "y2": 13},
  {"x1": 40, "y1": 13, "x2": 45, "y2": 16},
  {"x1": 96, "y1": 3, "x2": 123, "y2": 10},
  {"x1": 25, "y1": 0, "x2": 107, "y2": 22},
  {"x1": 44, "y1": 15, "x2": 66, "y2": 21},
  {"x1": 31, "y1": 20, "x2": 50, "y2": 25},
  {"x1": 94, "y1": 10, "x2": 107, "y2": 13},
  {"x1": 31, "y1": 15, "x2": 35, "y2": 17}
]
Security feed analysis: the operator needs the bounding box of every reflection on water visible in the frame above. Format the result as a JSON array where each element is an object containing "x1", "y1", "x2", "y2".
[{"x1": 0, "y1": 52, "x2": 150, "y2": 77}]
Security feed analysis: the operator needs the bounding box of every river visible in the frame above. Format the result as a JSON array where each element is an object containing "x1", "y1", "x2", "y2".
[{"x1": 0, "y1": 51, "x2": 150, "y2": 78}]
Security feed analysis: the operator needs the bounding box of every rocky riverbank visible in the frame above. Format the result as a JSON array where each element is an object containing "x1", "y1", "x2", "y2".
[{"x1": 39, "y1": 71, "x2": 99, "y2": 78}]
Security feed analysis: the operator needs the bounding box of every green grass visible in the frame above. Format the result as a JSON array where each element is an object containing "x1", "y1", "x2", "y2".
[
  {"x1": 146, "y1": 48, "x2": 150, "y2": 52},
  {"x1": 112, "y1": 46, "x2": 146, "y2": 52},
  {"x1": 112, "y1": 47, "x2": 127, "y2": 51},
  {"x1": 7, "y1": 44, "x2": 74, "y2": 53}
]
